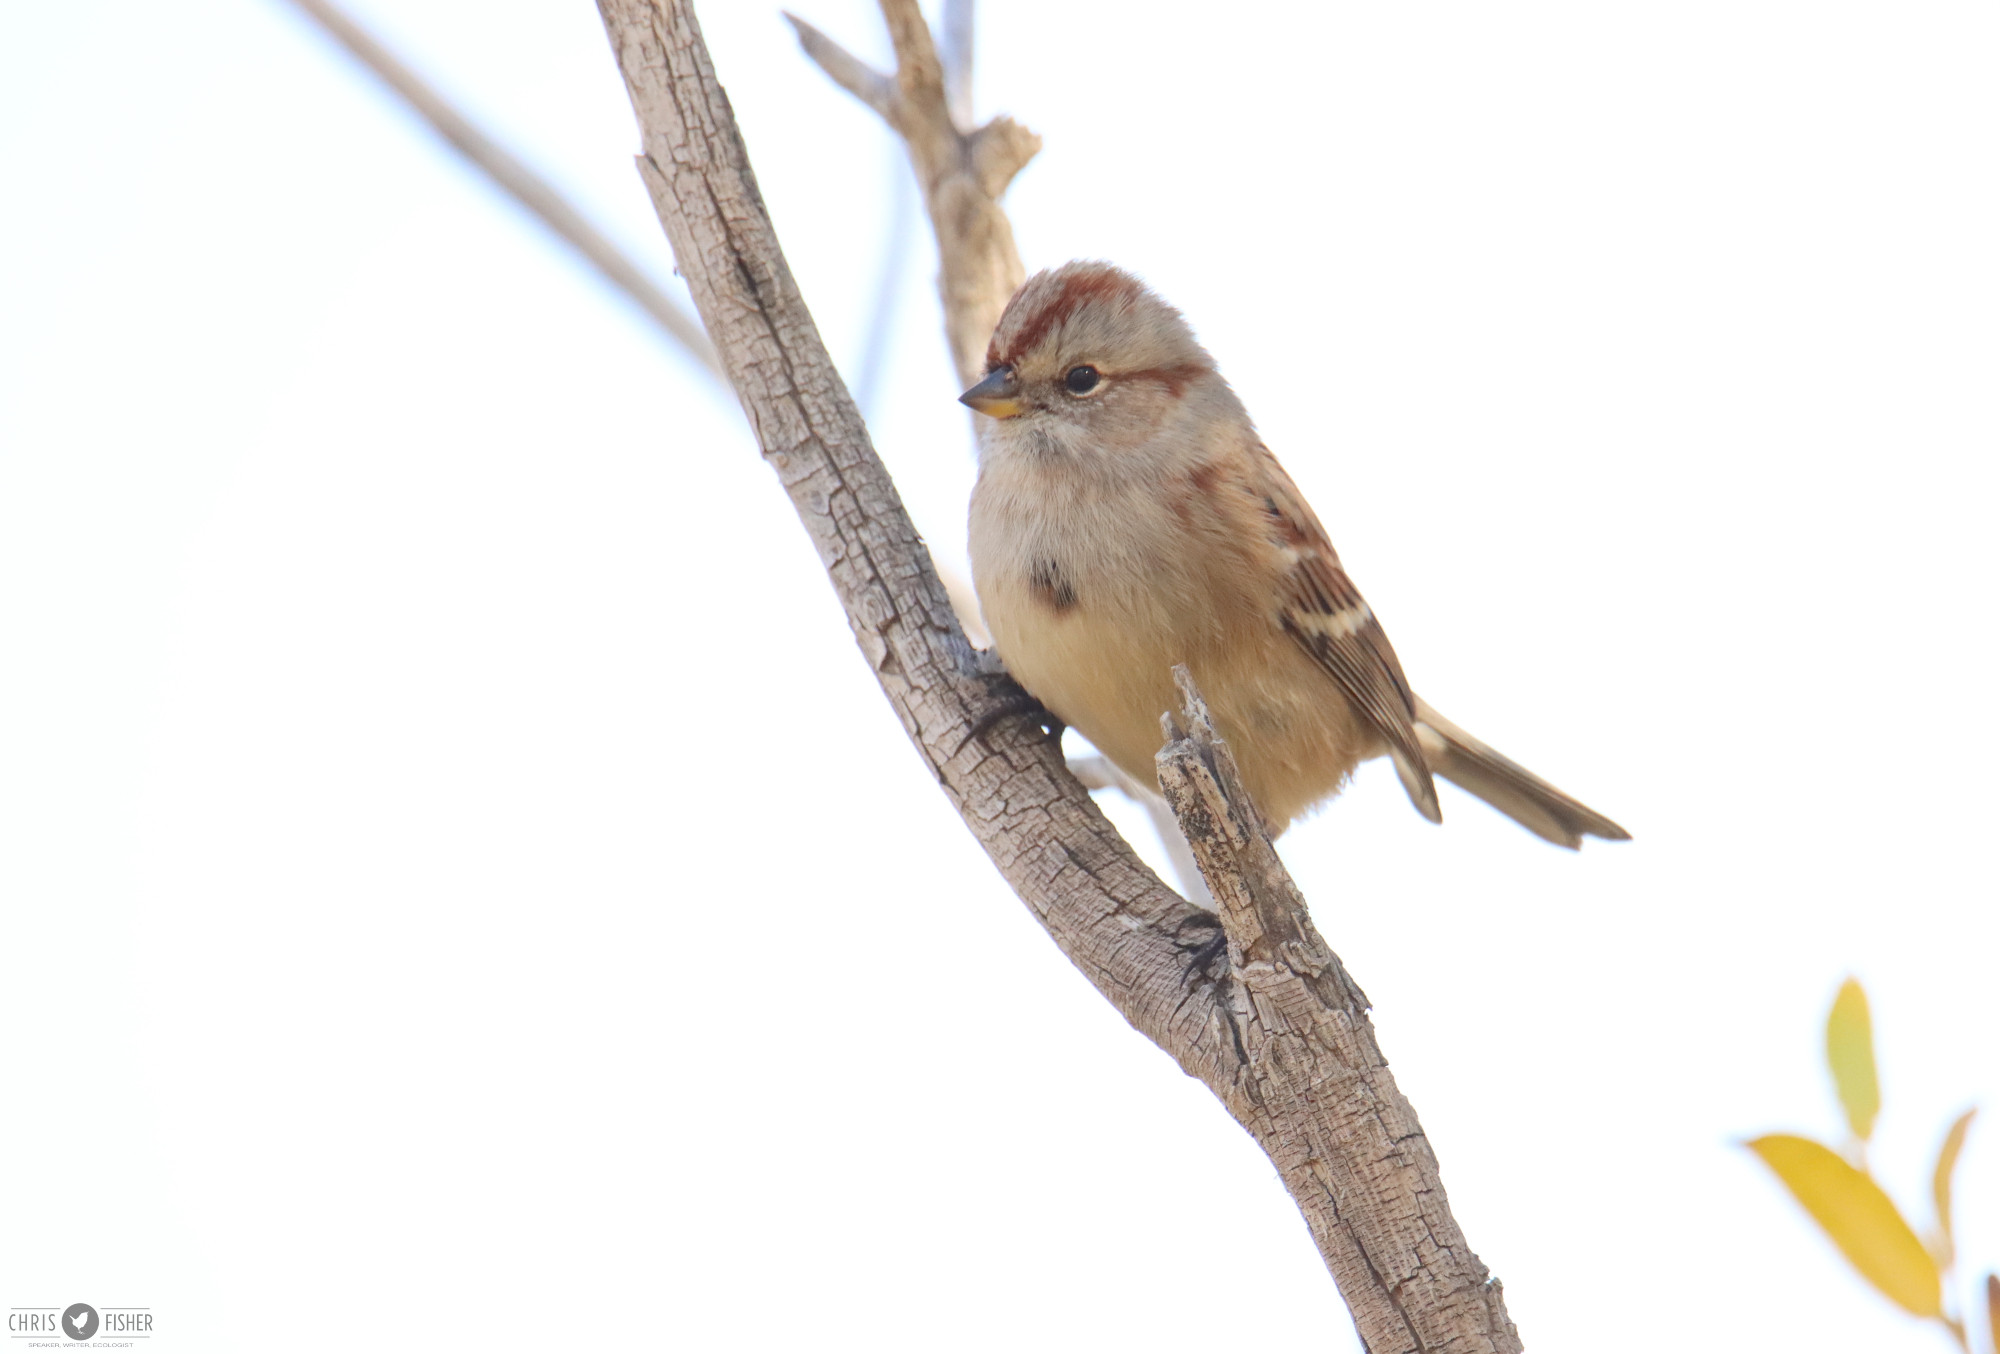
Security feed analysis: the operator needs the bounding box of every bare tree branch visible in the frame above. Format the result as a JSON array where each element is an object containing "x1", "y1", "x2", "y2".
[
  {"x1": 1157, "y1": 668, "x2": 1521, "y2": 1352},
  {"x1": 1134, "y1": 782, "x2": 1213, "y2": 906},
  {"x1": 781, "y1": 12, "x2": 894, "y2": 119},
  {"x1": 277, "y1": 0, "x2": 723, "y2": 382},
  {"x1": 784, "y1": 1, "x2": 1036, "y2": 387},
  {"x1": 595, "y1": 1, "x2": 1520, "y2": 1347}
]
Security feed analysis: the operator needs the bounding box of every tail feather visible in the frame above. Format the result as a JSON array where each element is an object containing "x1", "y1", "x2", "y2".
[
  {"x1": 1387, "y1": 745, "x2": 1444, "y2": 825},
  {"x1": 1410, "y1": 698, "x2": 1630, "y2": 849}
]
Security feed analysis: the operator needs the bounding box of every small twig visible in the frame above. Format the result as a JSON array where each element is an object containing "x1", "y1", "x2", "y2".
[
  {"x1": 783, "y1": 12, "x2": 893, "y2": 118},
  {"x1": 277, "y1": 0, "x2": 723, "y2": 382}
]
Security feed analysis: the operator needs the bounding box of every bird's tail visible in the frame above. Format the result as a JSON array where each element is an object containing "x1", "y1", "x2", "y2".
[{"x1": 1411, "y1": 698, "x2": 1630, "y2": 849}]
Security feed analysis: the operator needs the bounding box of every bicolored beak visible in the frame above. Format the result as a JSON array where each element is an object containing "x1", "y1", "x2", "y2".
[{"x1": 958, "y1": 366, "x2": 1022, "y2": 418}]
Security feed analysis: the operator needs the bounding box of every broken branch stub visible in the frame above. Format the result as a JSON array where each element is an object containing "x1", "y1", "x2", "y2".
[{"x1": 1157, "y1": 667, "x2": 1522, "y2": 1354}]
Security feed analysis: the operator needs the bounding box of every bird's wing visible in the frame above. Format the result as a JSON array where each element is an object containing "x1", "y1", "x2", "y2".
[{"x1": 1249, "y1": 442, "x2": 1442, "y2": 823}]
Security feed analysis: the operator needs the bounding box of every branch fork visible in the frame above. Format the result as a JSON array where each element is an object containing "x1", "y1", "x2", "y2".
[{"x1": 784, "y1": 3, "x2": 1038, "y2": 386}]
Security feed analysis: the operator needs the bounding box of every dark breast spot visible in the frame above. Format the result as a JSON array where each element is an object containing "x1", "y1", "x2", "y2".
[{"x1": 1029, "y1": 557, "x2": 1079, "y2": 612}]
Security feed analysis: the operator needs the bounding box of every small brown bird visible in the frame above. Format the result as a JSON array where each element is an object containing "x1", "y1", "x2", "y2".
[{"x1": 963, "y1": 261, "x2": 1627, "y2": 847}]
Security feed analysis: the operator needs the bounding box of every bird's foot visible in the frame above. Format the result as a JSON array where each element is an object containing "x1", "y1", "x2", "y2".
[
  {"x1": 957, "y1": 669, "x2": 1064, "y2": 755},
  {"x1": 1175, "y1": 911, "x2": 1230, "y2": 985}
]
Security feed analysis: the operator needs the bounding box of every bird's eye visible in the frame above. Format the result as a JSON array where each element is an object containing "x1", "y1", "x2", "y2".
[{"x1": 1063, "y1": 365, "x2": 1101, "y2": 396}]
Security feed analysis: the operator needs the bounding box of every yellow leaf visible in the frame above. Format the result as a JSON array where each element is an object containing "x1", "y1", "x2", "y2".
[
  {"x1": 1826, "y1": 978, "x2": 1880, "y2": 1142},
  {"x1": 1929, "y1": 1107, "x2": 1976, "y2": 1267},
  {"x1": 1746, "y1": 1133, "x2": 1940, "y2": 1316},
  {"x1": 1986, "y1": 1273, "x2": 1998, "y2": 1354}
]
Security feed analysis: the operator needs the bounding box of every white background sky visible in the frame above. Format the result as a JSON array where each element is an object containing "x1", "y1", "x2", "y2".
[{"x1": 2, "y1": 1, "x2": 1996, "y2": 1350}]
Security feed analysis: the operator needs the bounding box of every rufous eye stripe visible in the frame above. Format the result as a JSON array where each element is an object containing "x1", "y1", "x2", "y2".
[{"x1": 1116, "y1": 362, "x2": 1211, "y2": 396}]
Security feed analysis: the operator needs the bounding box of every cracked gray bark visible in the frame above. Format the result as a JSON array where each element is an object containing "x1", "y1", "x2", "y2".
[
  {"x1": 1157, "y1": 669, "x2": 1521, "y2": 1352},
  {"x1": 593, "y1": 1, "x2": 1521, "y2": 1348}
]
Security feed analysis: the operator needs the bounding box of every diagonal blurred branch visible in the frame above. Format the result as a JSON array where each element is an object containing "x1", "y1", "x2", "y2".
[
  {"x1": 937, "y1": 0, "x2": 974, "y2": 131},
  {"x1": 1069, "y1": 754, "x2": 1213, "y2": 907},
  {"x1": 276, "y1": 0, "x2": 723, "y2": 384},
  {"x1": 848, "y1": 1, "x2": 976, "y2": 421},
  {"x1": 851, "y1": 153, "x2": 915, "y2": 418},
  {"x1": 784, "y1": 2, "x2": 1036, "y2": 388},
  {"x1": 786, "y1": 14, "x2": 892, "y2": 118}
]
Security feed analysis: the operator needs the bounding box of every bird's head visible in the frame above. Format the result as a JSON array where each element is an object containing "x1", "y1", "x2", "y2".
[{"x1": 961, "y1": 261, "x2": 1223, "y2": 463}]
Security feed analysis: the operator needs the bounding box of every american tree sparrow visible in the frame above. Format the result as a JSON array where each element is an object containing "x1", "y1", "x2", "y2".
[{"x1": 963, "y1": 262, "x2": 1627, "y2": 847}]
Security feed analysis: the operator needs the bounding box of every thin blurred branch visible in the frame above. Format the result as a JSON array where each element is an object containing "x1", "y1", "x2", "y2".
[
  {"x1": 277, "y1": 0, "x2": 723, "y2": 383},
  {"x1": 851, "y1": 146, "x2": 914, "y2": 417},
  {"x1": 1070, "y1": 754, "x2": 1214, "y2": 907},
  {"x1": 785, "y1": 14, "x2": 893, "y2": 118},
  {"x1": 784, "y1": 2, "x2": 1036, "y2": 387},
  {"x1": 937, "y1": 0, "x2": 974, "y2": 131},
  {"x1": 596, "y1": 1, "x2": 1521, "y2": 1346}
]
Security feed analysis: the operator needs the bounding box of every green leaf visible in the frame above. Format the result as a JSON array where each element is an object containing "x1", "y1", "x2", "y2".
[
  {"x1": 1746, "y1": 1133, "x2": 1940, "y2": 1316},
  {"x1": 1929, "y1": 1107, "x2": 1977, "y2": 1268},
  {"x1": 1826, "y1": 977, "x2": 1880, "y2": 1142}
]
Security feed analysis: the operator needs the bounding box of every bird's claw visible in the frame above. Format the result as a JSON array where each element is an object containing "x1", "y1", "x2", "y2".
[
  {"x1": 1174, "y1": 912, "x2": 1231, "y2": 985},
  {"x1": 957, "y1": 666, "x2": 1064, "y2": 754},
  {"x1": 958, "y1": 689, "x2": 1065, "y2": 757}
]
